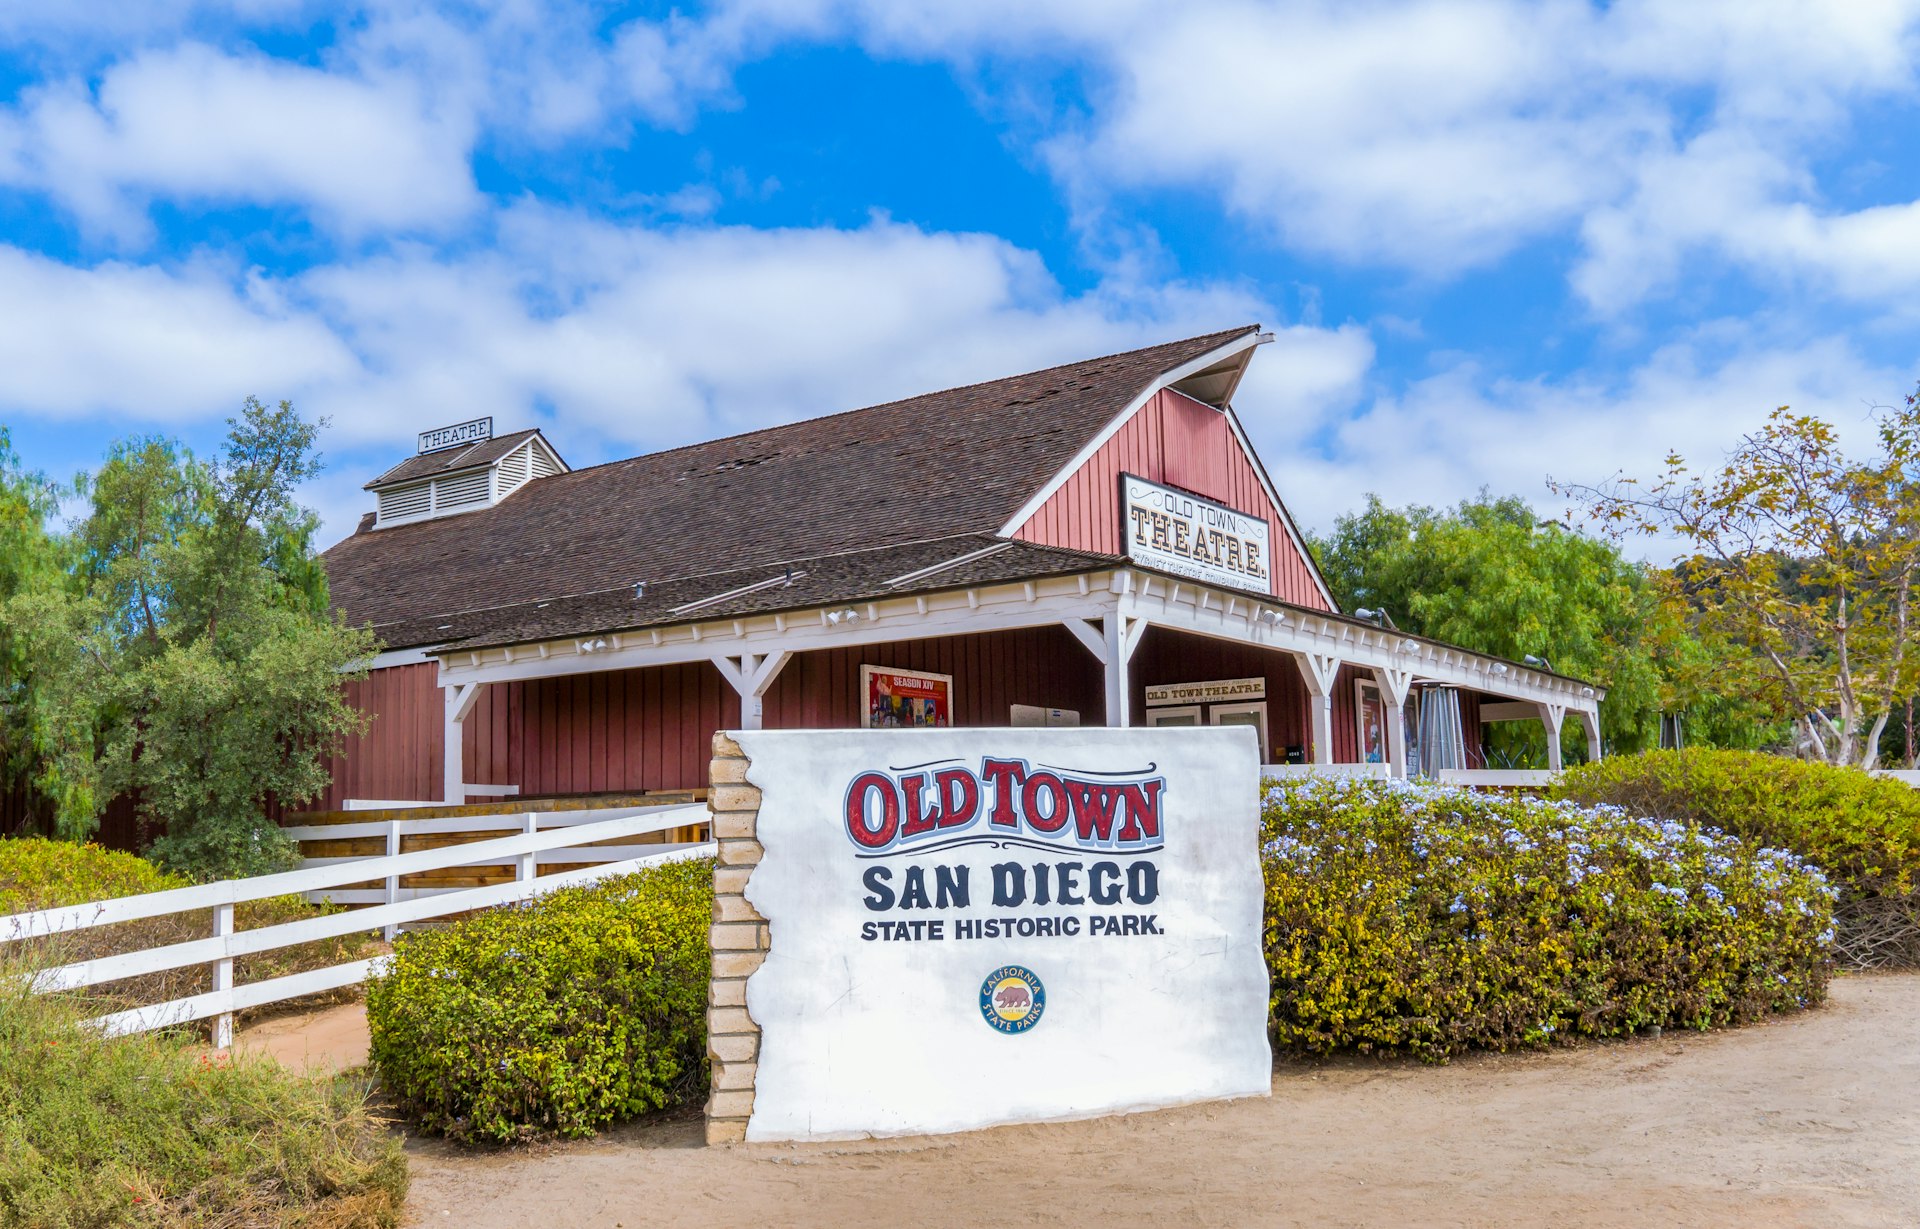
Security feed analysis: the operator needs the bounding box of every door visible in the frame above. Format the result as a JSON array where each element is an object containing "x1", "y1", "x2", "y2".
[{"x1": 1210, "y1": 700, "x2": 1269, "y2": 761}]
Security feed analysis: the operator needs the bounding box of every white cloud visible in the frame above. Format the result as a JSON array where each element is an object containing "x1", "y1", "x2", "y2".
[
  {"x1": 676, "y1": 0, "x2": 1920, "y2": 303},
  {"x1": 1050, "y1": 1, "x2": 1649, "y2": 272},
  {"x1": 1251, "y1": 323, "x2": 1914, "y2": 556},
  {"x1": 0, "y1": 208, "x2": 1369, "y2": 544},
  {"x1": 0, "y1": 246, "x2": 355, "y2": 421},
  {"x1": 288, "y1": 206, "x2": 1300, "y2": 454},
  {"x1": 0, "y1": 41, "x2": 479, "y2": 239},
  {"x1": 11, "y1": 1, "x2": 1920, "y2": 310},
  {"x1": 1577, "y1": 127, "x2": 1920, "y2": 311}
]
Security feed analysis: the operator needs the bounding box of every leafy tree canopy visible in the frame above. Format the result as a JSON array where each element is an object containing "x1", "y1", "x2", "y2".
[
  {"x1": 0, "y1": 400, "x2": 373, "y2": 878},
  {"x1": 1310, "y1": 491, "x2": 1765, "y2": 756},
  {"x1": 1559, "y1": 394, "x2": 1920, "y2": 769}
]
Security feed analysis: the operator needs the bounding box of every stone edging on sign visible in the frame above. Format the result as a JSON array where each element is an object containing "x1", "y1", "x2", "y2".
[{"x1": 706, "y1": 731, "x2": 769, "y2": 1146}]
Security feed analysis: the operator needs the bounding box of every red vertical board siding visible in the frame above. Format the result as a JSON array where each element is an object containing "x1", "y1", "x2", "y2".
[
  {"x1": 1330, "y1": 665, "x2": 1366, "y2": 765},
  {"x1": 762, "y1": 626, "x2": 1103, "y2": 731},
  {"x1": 1125, "y1": 626, "x2": 1311, "y2": 762},
  {"x1": 1013, "y1": 389, "x2": 1330, "y2": 610},
  {"x1": 479, "y1": 661, "x2": 738, "y2": 796},
  {"x1": 323, "y1": 662, "x2": 443, "y2": 808},
  {"x1": 1458, "y1": 690, "x2": 1486, "y2": 769}
]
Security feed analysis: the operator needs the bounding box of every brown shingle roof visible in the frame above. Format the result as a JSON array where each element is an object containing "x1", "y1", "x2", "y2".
[
  {"x1": 374, "y1": 534, "x2": 1121, "y2": 652},
  {"x1": 324, "y1": 326, "x2": 1260, "y2": 648}
]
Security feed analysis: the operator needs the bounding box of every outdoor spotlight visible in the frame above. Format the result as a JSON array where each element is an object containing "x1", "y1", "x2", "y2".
[
  {"x1": 1355, "y1": 607, "x2": 1381, "y2": 621},
  {"x1": 578, "y1": 636, "x2": 608, "y2": 654},
  {"x1": 827, "y1": 606, "x2": 861, "y2": 625},
  {"x1": 1523, "y1": 654, "x2": 1551, "y2": 670},
  {"x1": 1581, "y1": 686, "x2": 1596, "y2": 697},
  {"x1": 633, "y1": 581, "x2": 647, "y2": 600},
  {"x1": 1259, "y1": 609, "x2": 1286, "y2": 625},
  {"x1": 1401, "y1": 638, "x2": 1422, "y2": 653},
  {"x1": 1490, "y1": 663, "x2": 1508, "y2": 675}
]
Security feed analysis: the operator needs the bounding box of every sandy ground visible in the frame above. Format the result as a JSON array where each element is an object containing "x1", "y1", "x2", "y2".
[
  {"x1": 386, "y1": 974, "x2": 1920, "y2": 1229},
  {"x1": 236, "y1": 1000, "x2": 370, "y2": 1071}
]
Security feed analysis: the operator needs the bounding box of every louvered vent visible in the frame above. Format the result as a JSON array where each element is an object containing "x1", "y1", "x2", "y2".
[
  {"x1": 530, "y1": 447, "x2": 562, "y2": 479},
  {"x1": 435, "y1": 470, "x2": 491, "y2": 508},
  {"x1": 496, "y1": 446, "x2": 531, "y2": 496},
  {"x1": 377, "y1": 482, "x2": 431, "y2": 523}
]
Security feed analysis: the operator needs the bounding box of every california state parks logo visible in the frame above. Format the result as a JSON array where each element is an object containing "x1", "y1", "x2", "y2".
[{"x1": 979, "y1": 965, "x2": 1046, "y2": 1034}]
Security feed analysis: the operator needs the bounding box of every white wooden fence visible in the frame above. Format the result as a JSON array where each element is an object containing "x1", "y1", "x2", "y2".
[
  {"x1": 1260, "y1": 764, "x2": 1554, "y2": 787},
  {"x1": 0, "y1": 803, "x2": 712, "y2": 1049}
]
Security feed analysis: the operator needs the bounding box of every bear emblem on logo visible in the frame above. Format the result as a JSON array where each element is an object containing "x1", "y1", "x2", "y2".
[{"x1": 979, "y1": 965, "x2": 1045, "y2": 1034}]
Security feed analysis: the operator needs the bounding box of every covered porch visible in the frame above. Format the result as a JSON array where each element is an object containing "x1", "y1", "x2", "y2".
[{"x1": 407, "y1": 566, "x2": 1603, "y2": 806}]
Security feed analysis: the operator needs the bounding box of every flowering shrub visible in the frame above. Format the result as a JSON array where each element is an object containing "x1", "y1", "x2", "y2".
[
  {"x1": 1554, "y1": 750, "x2": 1920, "y2": 967},
  {"x1": 1262, "y1": 777, "x2": 1834, "y2": 1061},
  {"x1": 366, "y1": 857, "x2": 713, "y2": 1142}
]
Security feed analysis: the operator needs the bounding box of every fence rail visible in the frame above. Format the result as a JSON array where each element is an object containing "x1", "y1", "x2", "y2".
[
  {"x1": 0, "y1": 803, "x2": 714, "y2": 1047},
  {"x1": 1259, "y1": 763, "x2": 1391, "y2": 780}
]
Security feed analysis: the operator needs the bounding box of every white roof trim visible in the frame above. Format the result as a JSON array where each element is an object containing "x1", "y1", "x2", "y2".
[
  {"x1": 994, "y1": 331, "x2": 1271, "y2": 540},
  {"x1": 669, "y1": 570, "x2": 807, "y2": 616},
  {"x1": 883, "y1": 541, "x2": 1016, "y2": 587},
  {"x1": 345, "y1": 646, "x2": 440, "y2": 673}
]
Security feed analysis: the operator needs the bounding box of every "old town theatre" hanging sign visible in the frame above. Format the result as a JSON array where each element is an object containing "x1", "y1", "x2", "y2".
[{"x1": 1120, "y1": 473, "x2": 1272, "y2": 595}]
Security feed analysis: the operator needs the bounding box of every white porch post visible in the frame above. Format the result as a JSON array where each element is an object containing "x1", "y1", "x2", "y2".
[
  {"x1": 1103, "y1": 615, "x2": 1150, "y2": 728},
  {"x1": 1576, "y1": 707, "x2": 1602, "y2": 763},
  {"x1": 1372, "y1": 667, "x2": 1414, "y2": 779},
  {"x1": 1537, "y1": 701, "x2": 1569, "y2": 772},
  {"x1": 1103, "y1": 615, "x2": 1130, "y2": 728},
  {"x1": 1063, "y1": 608, "x2": 1145, "y2": 729},
  {"x1": 713, "y1": 651, "x2": 794, "y2": 730},
  {"x1": 442, "y1": 681, "x2": 483, "y2": 804},
  {"x1": 1294, "y1": 652, "x2": 1342, "y2": 766}
]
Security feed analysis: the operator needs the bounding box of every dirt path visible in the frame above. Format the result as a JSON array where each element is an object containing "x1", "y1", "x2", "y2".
[
  {"x1": 236, "y1": 1000, "x2": 369, "y2": 1072},
  {"x1": 403, "y1": 974, "x2": 1920, "y2": 1228}
]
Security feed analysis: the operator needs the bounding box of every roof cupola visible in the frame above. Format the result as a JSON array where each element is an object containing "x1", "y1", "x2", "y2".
[{"x1": 365, "y1": 418, "x2": 568, "y2": 529}]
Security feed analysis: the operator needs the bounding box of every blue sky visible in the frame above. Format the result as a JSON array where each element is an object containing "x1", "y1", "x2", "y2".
[{"x1": 1, "y1": 1, "x2": 1917, "y2": 553}]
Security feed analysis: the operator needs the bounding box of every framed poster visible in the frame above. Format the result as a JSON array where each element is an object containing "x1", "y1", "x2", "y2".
[
  {"x1": 861, "y1": 665, "x2": 954, "y2": 729},
  {"x1": 1355, "y1": 678, "x2": 1388, "y2": 764}
]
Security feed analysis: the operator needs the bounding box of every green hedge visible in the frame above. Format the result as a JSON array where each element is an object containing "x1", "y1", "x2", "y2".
[
  {"x1": 366, "y1": 858, "x2": 713, "y2": 1142},
  {"x1": 1554, "y1": 750, "x2": 1920, "y2": 966},
  {"x1": 1262, "y1": 776, "x2": 1834, "y2": 1061},
  {"x1": 0, "y1": 837, "x2": 373, "y2": 1023},
  {"x1": 0, "y1": 839, "x2": 185, "y2": 914}
]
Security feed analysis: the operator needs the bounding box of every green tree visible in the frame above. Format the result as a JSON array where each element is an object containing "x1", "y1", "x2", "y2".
[
  {"x1": 1559, "y1": 395, "x2": 1920, "y2": 769},
  {"x1": 0, "y1": 429, "x2": 104, "y2": 831},
  {"x1": 3, "y1": 400, "x2": 374, "y2": 877},
  {"x1": 1310, "y1": 492, "x2": 1749, "y2": 757}
]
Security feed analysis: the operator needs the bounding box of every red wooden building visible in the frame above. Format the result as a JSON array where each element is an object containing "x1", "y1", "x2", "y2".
[{"x1": 316, "y1": 326, "x2": 1603, "y2": 809}]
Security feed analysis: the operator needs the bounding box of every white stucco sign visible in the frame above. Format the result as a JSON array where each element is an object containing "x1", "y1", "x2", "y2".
[{"x1": 734, "y1": 726, "x2": 1270, "y2": 1141}]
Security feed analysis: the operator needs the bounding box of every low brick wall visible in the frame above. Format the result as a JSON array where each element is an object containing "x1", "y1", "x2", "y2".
[{"x1": 705, "y1": 733, "x2": 769, "y2": 1145}]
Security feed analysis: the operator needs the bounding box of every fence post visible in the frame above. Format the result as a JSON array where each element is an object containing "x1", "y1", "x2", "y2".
[
  {"x1": 383, "y1": 820, "x2": 401, "y2": 942},
  {"x1": 211, "y1": 902, "x2": 234, "y2": 1050},
  {"x1": 519, "y1": 813, "x2": 538, "y2": 885}
]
